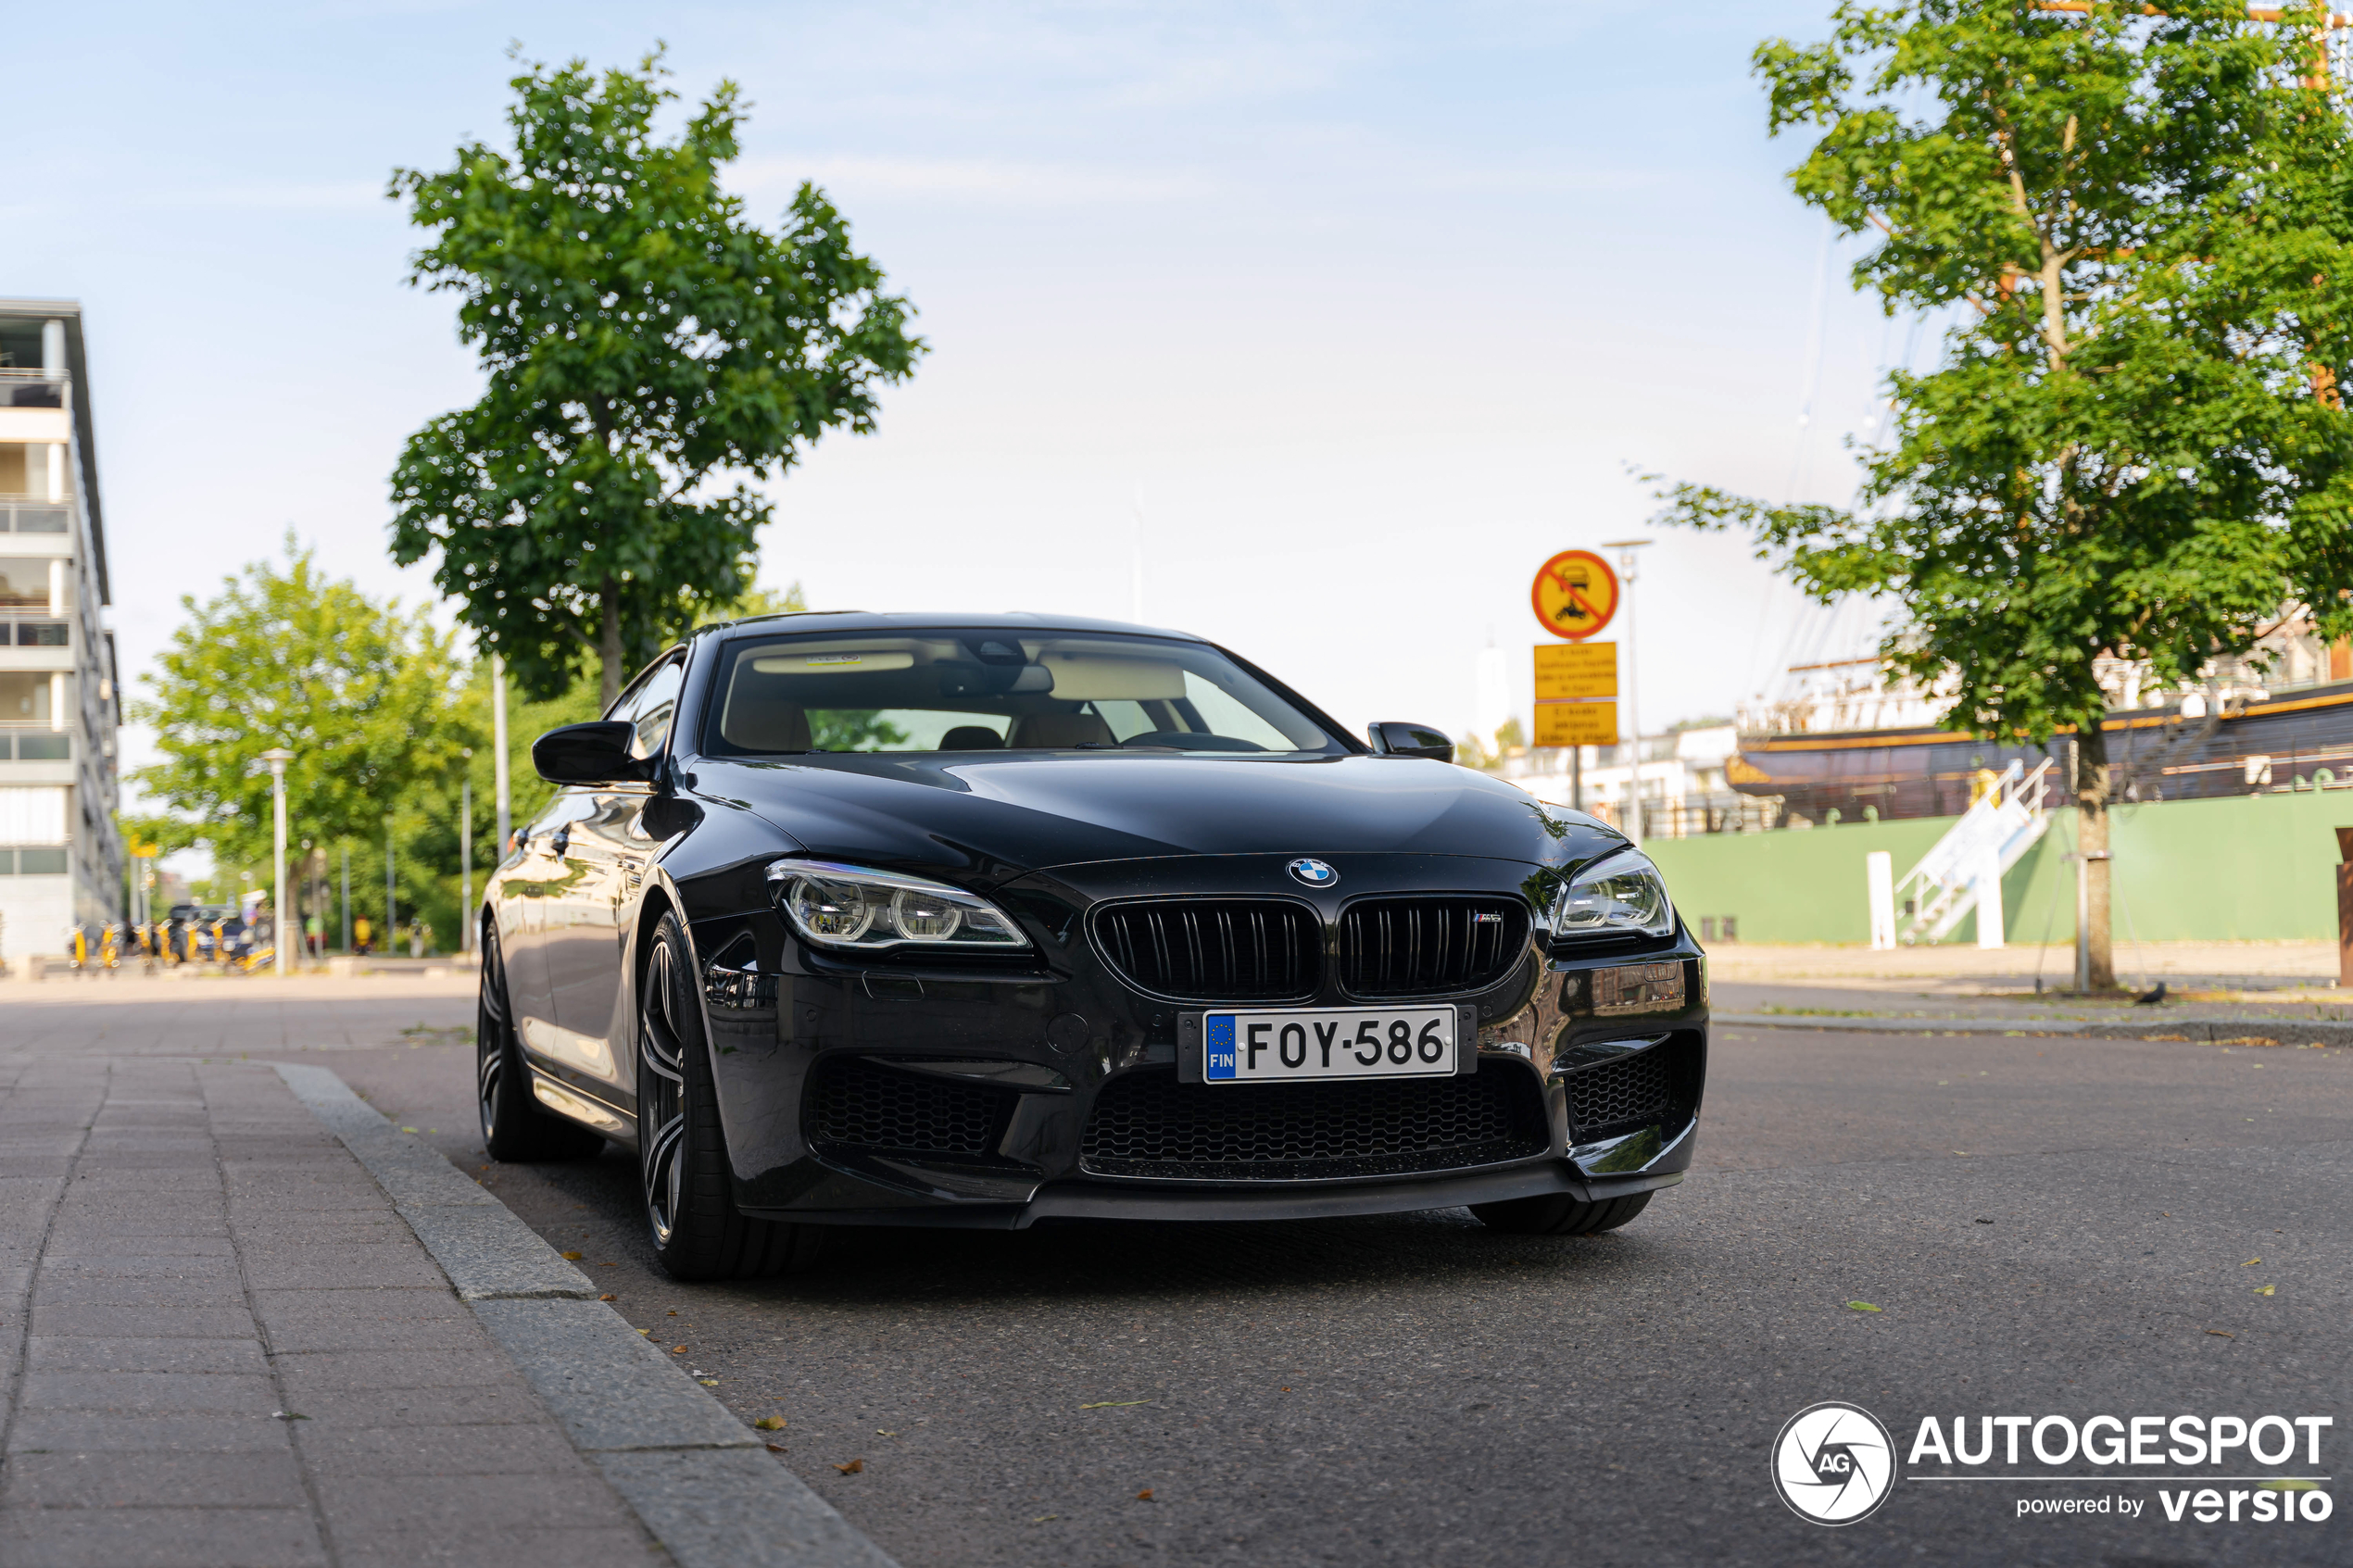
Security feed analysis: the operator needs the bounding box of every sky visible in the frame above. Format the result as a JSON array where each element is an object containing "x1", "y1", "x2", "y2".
[{"x1": 7, "y1": 1, "x2": 1918, "y2": 801}]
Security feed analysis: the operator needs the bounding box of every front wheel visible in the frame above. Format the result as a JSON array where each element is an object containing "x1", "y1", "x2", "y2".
[
  {"x1": 637, "y1": 912, "x2": 825, "y2": 1282},
  {"x1": 478, "y1": 925, "x2": 605, "y2": 1162},
  {"x1": 1471, "y1": 1189, "x2": 1653, "y2": 1236}
]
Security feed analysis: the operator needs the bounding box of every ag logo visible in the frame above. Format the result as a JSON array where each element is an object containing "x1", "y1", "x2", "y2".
[
  {"x1": 1286, "y1": 859, "x2": 1339, "y2": 887},
  {"x1": 1771, "y1": 1402, "x2": 1895, "y2": 1525}
]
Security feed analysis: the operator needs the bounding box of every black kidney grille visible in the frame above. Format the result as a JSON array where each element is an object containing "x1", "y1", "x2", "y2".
[
  {"x1": 1338, "y1": 897, "x2": 1529, "y2": 997},
  {"x1": 1080, "y1": 1064, "x2": 1546, "y2": 1180},
  {"x1": 1565, "y1": 1046, "x2": 1676, "y2": 1136},
  {"x1": 1094, "y1": 900, "x2": 1320, "y2": 1001},
  {"x1": 805, "y1": 1058, "x2": 1013, "y2": 1159}
]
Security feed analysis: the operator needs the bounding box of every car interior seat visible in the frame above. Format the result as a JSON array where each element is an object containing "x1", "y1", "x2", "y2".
[
  {"x1": 723, "y1": 702, "x2": 813, "y2": 752},
  {"x1": 1006, "y1": 711, "x2": 1115, "y2": 748}
]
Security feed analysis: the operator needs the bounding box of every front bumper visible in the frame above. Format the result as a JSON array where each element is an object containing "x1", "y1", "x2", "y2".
[{"x1": 690, "y1": 852, "x2": 1707, "y2": 1228}]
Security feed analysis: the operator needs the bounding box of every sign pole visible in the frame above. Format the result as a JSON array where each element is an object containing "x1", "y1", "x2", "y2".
[{"x1": 1602, "y1": 540, "x2": 1652, "y2": 842}]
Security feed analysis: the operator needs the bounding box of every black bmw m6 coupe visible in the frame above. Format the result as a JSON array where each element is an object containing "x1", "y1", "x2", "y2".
[{"x1": 479, "y1": 612, "x2": 1708, "y2": 1280}]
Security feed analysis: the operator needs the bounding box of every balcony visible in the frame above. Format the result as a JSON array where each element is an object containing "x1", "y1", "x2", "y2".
[
  {"x1": 0, "y1": 730, "x2": 69, "y2": 760},
  {"x1": 0, "y1": 369, "x2": 67, "y2": 410},
  {"x1": 0, "y1": 612, "x2": 69, "y2": 647},
  {"x1": 0, "y1": 498, "x2": 69, "y2": 534}
]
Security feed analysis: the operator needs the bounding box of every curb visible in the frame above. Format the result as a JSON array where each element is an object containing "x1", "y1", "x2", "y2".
[
  {"x1": 273, "y1": 1062, "x2": 900, "y2": 1568},
  {"x1": 1716, "y1": 1012, "x2": 2353, "y2": 1046}
]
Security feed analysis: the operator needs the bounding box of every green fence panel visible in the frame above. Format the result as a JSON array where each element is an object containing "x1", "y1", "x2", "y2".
[{"x1": 1642, "y1": 789, "x2": 2352, "y2": 946}]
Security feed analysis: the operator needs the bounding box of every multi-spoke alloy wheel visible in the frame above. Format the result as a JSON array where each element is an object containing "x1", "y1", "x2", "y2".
[
  {"x1": 636, "y1": 911, "x2": 825, "y2": 1281},
  {"x1": 477, "y1": 923, "x2": 605, "y2": 1163}
]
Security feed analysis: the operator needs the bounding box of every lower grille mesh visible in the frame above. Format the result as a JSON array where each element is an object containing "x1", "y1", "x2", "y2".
[
  {"x1": 805, "y1": 1059, "x2": 1013, "y2": 1158},
  {"x1": 1080, "y1": 1064, "x2": 1545, "y2": 1180},
  {"x1": 1564, "y1": 1046, "x2": 1676, "y2": 1135}
]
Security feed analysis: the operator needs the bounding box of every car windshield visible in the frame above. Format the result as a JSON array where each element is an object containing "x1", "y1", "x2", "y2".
[{"x1": 701, "y1": 631, "x2": 1342, "y2": 756}]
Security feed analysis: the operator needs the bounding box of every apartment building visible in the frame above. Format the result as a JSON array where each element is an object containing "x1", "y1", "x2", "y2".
[{"x1": 0, "y1": 299, "x2": 121, "y2": 961}]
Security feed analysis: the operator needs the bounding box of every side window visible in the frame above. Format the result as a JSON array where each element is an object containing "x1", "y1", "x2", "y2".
[{"x1": 610, "y1": 656, "x2": 686, "y2": 761}]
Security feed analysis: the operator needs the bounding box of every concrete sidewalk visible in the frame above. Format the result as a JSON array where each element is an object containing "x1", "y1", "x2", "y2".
[
  {"x1": 0, "y1": 1052, "x2": 661, "y2": 1567},
  {"x1": 0, "y1": 1047, "x2": 897, "y2": 1568}
]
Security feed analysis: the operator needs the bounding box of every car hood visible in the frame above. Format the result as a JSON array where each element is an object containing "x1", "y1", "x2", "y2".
[{"x1": 688, "y1": 751, "x2": 1625, "y2": 884}]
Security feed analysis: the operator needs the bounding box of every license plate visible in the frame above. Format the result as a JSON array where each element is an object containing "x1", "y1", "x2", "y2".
[{"x1": 1189, "y1": 1006, "x2": 1466, "y2": 1084}]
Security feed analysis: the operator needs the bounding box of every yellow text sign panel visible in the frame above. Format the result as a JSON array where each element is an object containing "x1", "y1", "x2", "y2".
[
  {"x1": 1534, "y1": 700, "x2": 1618, "y2": 747},
  {"x1": 1533, "y1": 641, "x2": 1617, "y2": 700}
]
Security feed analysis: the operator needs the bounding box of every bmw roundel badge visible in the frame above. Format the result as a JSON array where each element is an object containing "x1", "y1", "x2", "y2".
[{"x1": 1287, "y1": 859, "x2": 1339, "y2": 887}]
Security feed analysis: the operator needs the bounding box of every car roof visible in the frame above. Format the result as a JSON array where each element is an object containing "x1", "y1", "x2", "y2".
[{"x1": 692, "y1": 610, "x2": 1215, "y2": 644}]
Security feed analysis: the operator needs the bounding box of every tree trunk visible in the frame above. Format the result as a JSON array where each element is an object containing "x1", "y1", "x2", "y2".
[
  {"x1": 2077, "y1": 721, "x2": 2115, "y2": 990},
  {"x1": 599, "y1": 580, "x2": 622, "y2": 712}
]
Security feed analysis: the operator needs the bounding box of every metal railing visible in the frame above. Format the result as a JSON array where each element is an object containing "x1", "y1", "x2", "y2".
[
  {"x1": 0, "y1": 729, "x2": 70, "y2": 761},
  {"x1": 0, "y1": 498, "x2": 70, "y2": 534},
  {"x1": 0, "y1": 610, "x2": 69, "y2": 647},
  {"x1": 1893, "y1": 759, "x2": 2055, "y2": 944},
  {"x1": 0, "y1": 369, "x2": 68, "y2": 410}
]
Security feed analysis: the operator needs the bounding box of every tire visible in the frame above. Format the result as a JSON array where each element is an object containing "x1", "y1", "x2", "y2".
[
  {"x1": 636, "y1": 911, "x2": 826, "y2": 1282},
  {"x1": 1471, "y1": 1189, "x2": 1654, "y2": 1236},
  {"x1": 478, "y1": 924, "x2": 607, "y2": 1162}
]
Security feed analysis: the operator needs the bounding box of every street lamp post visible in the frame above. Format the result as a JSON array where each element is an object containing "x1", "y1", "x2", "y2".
[
  {"x1": 492, "y1": 652, "x2": 512, "y2": 861},
  {"x1": 459, "y1": 749, "x2": 473, "y2": 958},
  {"x1": 259, "y1": 747, "x2": 293, "y2": 976},
  {"x1": 1600, "y1": 539, "x2": 1653, "y2": 845}
]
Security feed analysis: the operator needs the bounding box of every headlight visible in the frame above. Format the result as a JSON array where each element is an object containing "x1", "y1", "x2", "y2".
[
  {"x1": 766, "y1": 860, "x2": 1031, "y2": 952},
  {"x1": 1550, "y1": 850, "x2": 1675, "y2": 940}
]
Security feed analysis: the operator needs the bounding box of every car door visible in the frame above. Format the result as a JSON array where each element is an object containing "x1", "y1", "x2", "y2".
[
  {"x1": 503, "y1": 792, "x2": 596, "y2": 1061},
  {"x1": 544, "y1": 653, "x2": 685, "y2": 1095}
]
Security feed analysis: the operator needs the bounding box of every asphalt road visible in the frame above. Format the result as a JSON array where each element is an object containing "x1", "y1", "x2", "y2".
[{"x1": 312, "y1": 1022, "x2": 2352, "y2": 1568}]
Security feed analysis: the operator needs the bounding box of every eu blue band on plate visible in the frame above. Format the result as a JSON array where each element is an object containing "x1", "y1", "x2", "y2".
[{"x1": 1206, "y1": 1014, "x2": 1236, "y2": 1080}]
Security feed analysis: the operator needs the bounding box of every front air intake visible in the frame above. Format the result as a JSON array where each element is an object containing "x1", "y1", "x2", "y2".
[
  {"x1": 1079, "y1": 1062, "x2": 1547, "y2": 1180},
  {"x1": 804, "y1": 1058, "x2": 1013, "y2": 1159}
]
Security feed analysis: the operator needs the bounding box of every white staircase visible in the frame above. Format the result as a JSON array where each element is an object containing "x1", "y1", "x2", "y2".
[{"x1": 1894, "y1": 759, "x2": 2056, "y2": 946}]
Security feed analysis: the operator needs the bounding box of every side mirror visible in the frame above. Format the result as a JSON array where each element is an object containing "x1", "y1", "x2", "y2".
[
  {"x1": 1367, "y1": 721, "x2": 1454, "y2": 764},
  {"x1": 532, "y1": 721, "x2": 655, "y2": 785}
]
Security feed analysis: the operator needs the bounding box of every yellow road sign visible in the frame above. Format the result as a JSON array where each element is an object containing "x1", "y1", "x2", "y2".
[
  {"x1": 1534, "y1": 641, "x2": 1617, "y2": 700},
  {"x1": 1534, "y1": 700, "x2": 1618, "y2": 748},
  {"x1": 1530, "y1": 550, "x2": 1620, "y2": 641}
]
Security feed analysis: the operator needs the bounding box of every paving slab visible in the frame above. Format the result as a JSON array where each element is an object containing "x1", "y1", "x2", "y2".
[
  {"x1": 0, "y1": 994, "x2": 902, "y2": 1568},
  {"x1": 0, "y1": 1056, "x2": 663, "y2": 1568}
]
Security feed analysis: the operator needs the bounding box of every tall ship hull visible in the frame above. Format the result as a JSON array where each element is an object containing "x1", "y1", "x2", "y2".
[{"x1": 1730, "y1": 681, "x2": 2353, "y2": 822}]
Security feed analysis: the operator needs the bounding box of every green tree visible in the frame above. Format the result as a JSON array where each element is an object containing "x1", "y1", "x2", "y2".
[
  {"x1": 130, "y1": 538, "x2": 474, "y2": 879},
  {"x1": 1651, "y1": 0, "x2": 2353, "y2": 986},
  {"x1": 388, "y1": 48, "x2": 925, "y2": 708}
]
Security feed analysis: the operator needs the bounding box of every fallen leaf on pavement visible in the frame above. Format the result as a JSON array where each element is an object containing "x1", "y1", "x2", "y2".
[
  {"x1": 2206, "y1": 1329, "x2": 2236, "y2": 1338},
  {"x1": 560, "y1": 1250, "x2": 584, "y2": 1261},
  {"x1": 766, "y1": 1443, "x2": 788, "y2": 1453},
  {"x1": 400, "y1": 1126, "x2": 418, "y2": 1133},
  {"x1": 1136, "y1": 1488, "x2": 1154, "y2": 1500},
  {"x1": 2244, "y1": 1259, "x2": 2260, "y2": 1266},
  {"x1": 673, "y1": 1346, "x2": 687, "y2": 1353},
  {"x1": 699, "y1": 1379, "x2": 720, "y2": 1386},
  {"x1": 1845, "y1": 1301, "x2": 1882, "y2": 1312},
  {"x1": 754, "y1": 1417, "x2": 785, "y2": 1432},
  {"x1": 598, "y1": 1293, "x2": 615, "y2": 1302},
  {"x1": 2255, "y1": 1285, "x2": 2275, "y2": 1296},
  {"x1": 836, "y1": 1459, "x2": 863, "y2": 1474}
]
